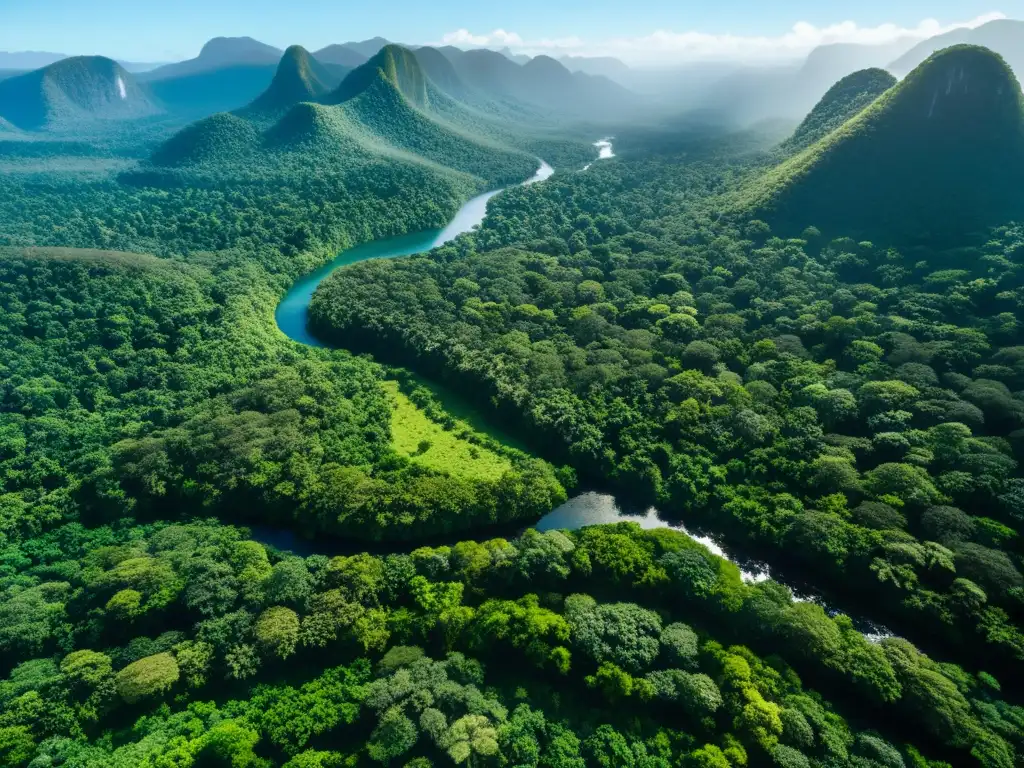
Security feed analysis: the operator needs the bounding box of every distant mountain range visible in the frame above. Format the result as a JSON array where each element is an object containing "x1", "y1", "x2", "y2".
[
  {"x1": 140, "y1": 37, "x2": 283, "y2": 81},
  {"x1": 888, "y1": 18, "x2": 1024, "y2": 77},
  {"x1": 151, "y1": 42, "x2": 542, "y2": 190},
  {"x1": 740, "y1": 45, "x2": 1024, "y2": 242},
  {"x1": 0, "y1": 32, "x2": 635, "y2": 134},
  {"x1": 0, "y1": 50, "x2": 167, "y2": 73}
]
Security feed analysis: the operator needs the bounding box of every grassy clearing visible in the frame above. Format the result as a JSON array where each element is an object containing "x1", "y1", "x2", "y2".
[
  {"x1": 395, "y1": 369, "x2": 532, "y2": 452},
  {"x1": 382, "y1": 379, "x2": 513, "y2": 481}
]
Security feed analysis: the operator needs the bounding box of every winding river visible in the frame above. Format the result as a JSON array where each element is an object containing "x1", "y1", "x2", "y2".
[
  {"x1": 271, "y1": 143, "x2": 893, "y2": 640},
  {"x1": 275, "y1": 161, "x2": 554, "y2": 345}
]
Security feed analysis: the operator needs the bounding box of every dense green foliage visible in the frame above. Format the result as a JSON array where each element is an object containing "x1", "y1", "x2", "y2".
[
  {"x1": 2, "y1": 35, "x2": 1024, "y2": 767},
  {"x1": 310, "y1": 131, "x2": 1024, "y2": 681},
  {"x1": 777, "y1": 69, "x2": 896, "y2": 156},
  {"x1": 4, "y1": 518, "x2": 1015, "y2": 766},
  {"x1": 0, "y1": 248, "x2": 564, "y2": 541}
]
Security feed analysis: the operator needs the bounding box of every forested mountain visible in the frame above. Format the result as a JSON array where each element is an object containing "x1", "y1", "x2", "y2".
[
  {"x1": 146, "y1": 41, "x2": 543, "y2": 199},
  {"x1": 328, "y1": 45, "x2": 430, "y2": 109},
  {"x1": 889, "y1": 19, "x2": 1024, "y2": 78},
  {"x1": 0, "y1": 56, "x2": 160, "y2": 130},
  {"x1": 778, "y1": 68, "x2": 897, "y2": 155},
  {"x1": 411, "y1": 46, "x2": 471, "y2": 100},
  {"x1": 739, "y1": 46, "x2": 1024, "y2": 240},
  {"x1": 244, "y1": 45, "x2": 339, "y2": 116}
]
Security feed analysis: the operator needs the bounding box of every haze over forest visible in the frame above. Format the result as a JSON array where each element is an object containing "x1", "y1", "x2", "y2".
[{"x1": 2, "y1": 5, "x2": 1024, "y2": 768}]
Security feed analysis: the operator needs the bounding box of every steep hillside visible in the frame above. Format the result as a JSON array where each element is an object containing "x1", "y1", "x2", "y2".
[
  {"x1": 328, "y1": 44, "x2": 429, "y2": 109},
  {"x1": 890, "y1": 19, "x2": 1024, "y2": 78},
  {"x1": 328, "y1": 47, "x2": 536, "y2": 183},
  {"x1": 778, "y1": 68, "x2": 896, "y2": 155},
  {"x1": 313, "y1": 44, "x2": 369, "y2": 68},
  {"x1": 261, "y1": 101, "x2": 369, "y2": 155},
  {"x1": 244, "y1": 45, "x2": 335, "y2": 115},
  {"x1": 149, "y1": 42, "x2": 539, "y2": 187},
  {"x1": 151, "y1": 111, "x2": 261, "y2": 166},
  {"x1": 739, "y1": 46, "x2": 1024, "y2": 241},
  {"x1": 0, "y1": 56, "x2": 160, "y2": 130},
  {"x1": 142, "y1": 37, "x2": 282, "y2": 81}
]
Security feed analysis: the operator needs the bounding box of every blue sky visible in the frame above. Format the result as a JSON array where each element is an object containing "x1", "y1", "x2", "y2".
[{"x1": 0, "y1": 0, "x2": 1012, "y2": 63}]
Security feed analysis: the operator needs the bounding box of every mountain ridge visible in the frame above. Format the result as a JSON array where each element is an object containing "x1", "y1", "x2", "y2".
[
  {"x1": 739, "y1": 45, "x2": 1024, "y2": 241},
  {"x1": 243, "y1": 45, "x2": 336, "y2": 115},
  {"x1": 779, "y1": 67, "x2": 897, "y2": 155},
  {"x1": 889, "y1": 19, "x2": 1024, "y2": 78},
  {"x1": 141, "y1": 37, "x2": 282, "y2": 81}
]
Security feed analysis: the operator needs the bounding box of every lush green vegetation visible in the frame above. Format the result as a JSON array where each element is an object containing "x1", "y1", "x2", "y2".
[
  {"x1": 310, "y1": 125, "x2": 1024, "y2": 685},
  {"x1": 0, "y1": 246, "x2": 565, "y2": 542},
  {"x1": 382, "y1": 381, "x2": 515, "y2": 482},
  {"x1": 3, "y1": 517, "x2": 1017, "y2": 766},
  {"x1": 2, "y1": 34, "x2": 1024, "y2": 768},
  {"x1": 777, "y1": 68, "x2": 896, "y2": 156}
]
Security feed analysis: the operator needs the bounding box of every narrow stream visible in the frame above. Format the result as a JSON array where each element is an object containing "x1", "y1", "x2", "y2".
[{"x1": 270, "y1": 142, "x2": 893, "y2": 641}]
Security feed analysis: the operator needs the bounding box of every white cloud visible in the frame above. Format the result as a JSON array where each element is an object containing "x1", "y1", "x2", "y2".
[
  {"x1": 435, "y1": 12, "x2": 1006, "y2": 64},
  {"x1": 439, "y1": 27, "x2": 582, "y2": 51},
  {"x1": 440, "y1": 29, "x2": 524, "y2": 48}
]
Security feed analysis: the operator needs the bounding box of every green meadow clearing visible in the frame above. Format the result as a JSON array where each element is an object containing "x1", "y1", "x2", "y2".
[{"x1": 382, "y1": 379, "x2": 513, "y2": 481}]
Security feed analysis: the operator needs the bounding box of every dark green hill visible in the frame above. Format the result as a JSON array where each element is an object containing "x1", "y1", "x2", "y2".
[
  {"x1": 779, "y1": 68, "x2": 896, "y2": 155},
  {"x1": 244, "y1": 46, "x2": 335, "y2": 115},
  {"x1": 739, "y1": 45, "x2": 1024, "y2": 242},
  {"x1": 262, "y1": 101, "x2": 367, "y2": 155},
  {"x1": 0, "y1": 56, "x2": 160, "y2": 130},
  {"x1": 331, "y1": 59, "x2": 536, "y2": 184},
  {"x1": 328, "y1": 45, "x2": 429, "y2": 109},
  {"x1": 151, "y1": 111, "x2": 261, "y2": 166}
]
